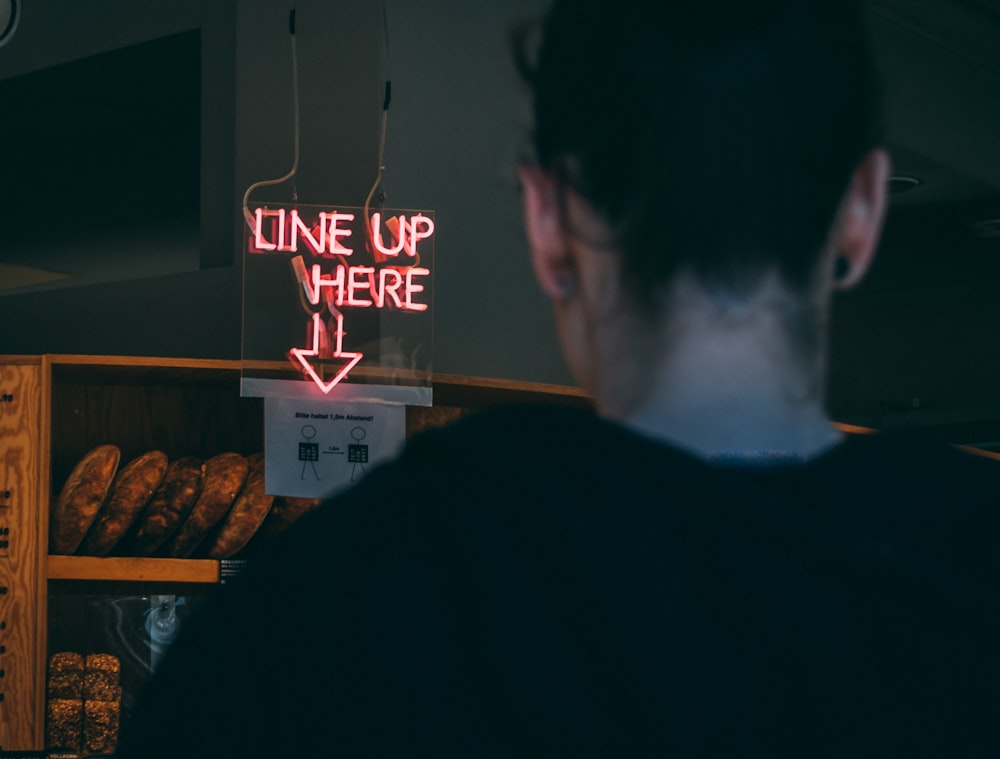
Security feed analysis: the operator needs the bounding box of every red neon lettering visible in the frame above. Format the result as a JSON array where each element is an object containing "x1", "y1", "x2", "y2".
[
  {"x1": 321, "y1": 274, "x2": 340, "y2": 312},
  {"x1": 271, "y1": 207, "x2": 434, "y2": 392},
  {"x1": 289, "y1": 210, "x2": 325, "y2": 254},
  {"x1": 289, "y1": 312, "x2": 363, "y2": 394},
  {"x1": 306, "y1": 263, "x2": 431, "y2": 311},
  {"x1": 325, "y1": 212, "x2": 355, "y2": 255},
  {"x1": 255, "y1": 209, "x2": 357, "y2": 256},
  {"x1": 324, "y1": 267, "x2": 347, "y2": 309},
  {"x1": 404, "y1": 267, "x2": 430, "y2": 312},
  {"x1": 371, "y1": 213, "x2": 406, "y2": 257},
  {"x1": 255, "y1": 208, "x2": 425, "y2": 258},
  {"x1": 327, "y1": 306, "x2": 346, "y2": 355},
  {"x1": 347, "y1": 266, "x2": 375, "y2": 307},
  {"x1": 406, "y1": 215, "x2": 435, "y2": 257},
  {"x1": 253, "y1": 208, "x2": 284, "y2": 251},
  {"x1": 307, "y1": 264, "x2": 346, "y2": 307},
  {"x1": 376, "y1": 267, "x2": 404, "y2": 308}
]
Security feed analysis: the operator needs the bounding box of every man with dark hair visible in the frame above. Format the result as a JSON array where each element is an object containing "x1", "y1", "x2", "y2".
[{"x1": 118, "y1": 2, "x2": 1000, "y2": 756}]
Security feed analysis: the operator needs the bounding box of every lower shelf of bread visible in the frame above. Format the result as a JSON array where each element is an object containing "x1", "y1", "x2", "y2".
[{"x1": 47, "y1": 555, "x2": 219, "y2": 583}]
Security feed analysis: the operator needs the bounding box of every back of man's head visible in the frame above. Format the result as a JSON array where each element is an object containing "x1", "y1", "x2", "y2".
[{"x1": 517, "y1": 0, "x2": 882, "y2": 305}]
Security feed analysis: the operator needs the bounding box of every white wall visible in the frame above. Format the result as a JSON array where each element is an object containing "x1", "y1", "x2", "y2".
[{"x1": 380, "y1": 0, "x2": 568, "y2": 383}]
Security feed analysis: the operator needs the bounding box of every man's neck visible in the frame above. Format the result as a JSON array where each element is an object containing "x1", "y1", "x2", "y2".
[{"x1": 595, "y1": 275, "x2": 842, "y2": 462}]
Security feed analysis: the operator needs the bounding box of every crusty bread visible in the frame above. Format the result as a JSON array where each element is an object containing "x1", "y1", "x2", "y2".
[
  {"x1": 257, "y1": 495, "x2": 323, "y2": 541},
  {"x1": 84, "y1": 653, "x2": 120, "y2": 675},
  {"x1": 84, "y1": 653, "x2": 121, "y2": 702},
  {"x1": 241, "y1": 494, "x2": 324, "y2": 556},
  {"x1": 47, "y1": 698, "x2": 83, "y2": 752},
  {"x1": 84, "y1": 698, "x2": 120, "y2": 755},
  {"x1": 49, "y1": 445, "x2": 121, "y2": 555},
  {"x1": 161, "y1": 452, "x2": 249, "y2": 558},
  {"x1": 78, "y1": 451, "x2": 168, "y2": 557},
  {"x1": 47, "y1": 652, "x2": 84, "y2": 700},
  {"x1": 47, "y1": 652, "x2": 122, "y2": 754},
  {"x1": 123, "y1": 456, "x2": 203, "y2": 556},
  {"x1": 206, "y1": 452, "x2": 274, "y2": 559}
]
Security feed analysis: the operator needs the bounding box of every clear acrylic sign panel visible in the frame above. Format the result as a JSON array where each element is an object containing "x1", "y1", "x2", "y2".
[{"x1": 241, "y1": 202, "x2": 434, "y2": 405}]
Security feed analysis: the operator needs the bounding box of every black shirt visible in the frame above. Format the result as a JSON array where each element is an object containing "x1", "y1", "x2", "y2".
[{"x1": 117, "y1": 405, "x2": 1000, "y2": 758}]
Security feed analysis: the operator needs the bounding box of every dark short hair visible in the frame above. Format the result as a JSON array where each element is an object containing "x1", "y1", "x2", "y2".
[{"x1": 515, "y1": 0, "x2": 883, "y2": 306}]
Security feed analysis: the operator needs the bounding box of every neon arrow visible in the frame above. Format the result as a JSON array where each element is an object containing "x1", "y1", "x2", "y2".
[{"x1": 289, "y1": 311, "x2": 363, "y2": 394}]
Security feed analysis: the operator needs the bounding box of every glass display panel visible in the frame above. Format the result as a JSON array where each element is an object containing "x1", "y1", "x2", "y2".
[
  {"x1": 46, "y1": 581, "x2": 215, "y2": 756},
  {"x1": 241, "y1": 202, "x2": 434, "y2": 405}
]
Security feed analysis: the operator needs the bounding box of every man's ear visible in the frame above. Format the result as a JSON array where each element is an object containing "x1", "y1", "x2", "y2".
[
  {"x1": 831, "y1": 148, "x2": 891, "y2": 291},
  {"x1": 518, "y1": 162, "x2": 577, "y2": 300}
]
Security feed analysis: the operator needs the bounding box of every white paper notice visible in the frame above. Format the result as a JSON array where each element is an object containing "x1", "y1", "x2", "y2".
[{"x1": 264, "y1": 398, "x2": 406, "y2": 499}]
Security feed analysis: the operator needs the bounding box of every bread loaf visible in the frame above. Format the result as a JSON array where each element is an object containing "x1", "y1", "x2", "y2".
[
  {"x1": 241, "y1": 495, "x2": 323, "y2": 556},
  {"x1": 258, "y1": 495, "x2": 323, "y2": 540},
  {"x1": 47, "y1": 698, "x2": 83, "y2": 752},
  {"x1": 84, "y1": 699, "x2": 120, "y2": 755},
  {"x1": 84, "y1": 653, "x2": 121, "y2": 702},
  {"x1": 49, "y1": 444, "x2": 121, "y2": 555},
  {"x1": 123, "y1": 456, "x2": 203, "y2": 556},
  {"x1": 47, "y1": 652, "x2": 122, "y2": 754},
  {"x1": 162, "y1": 452, "x2": 249, "y2": 558},
  {"x1": 47, "y1": 651, "x2": 84, "y2": 699},
  {"x1": 79, "y1": 451, "x2": 168, "y2": 556},
  {"x1": 206, "y1": 452, "x2": 274, "y2": 559}
]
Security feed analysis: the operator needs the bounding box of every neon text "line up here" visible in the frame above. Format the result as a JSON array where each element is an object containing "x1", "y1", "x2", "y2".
[{"x1": 251, "y1": 208, "x2": 434, "y2": 258}]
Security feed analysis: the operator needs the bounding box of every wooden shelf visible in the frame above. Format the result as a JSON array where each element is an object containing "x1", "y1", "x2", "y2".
[
  {"x1": 0, "y1": 353, "x2": 594, "y2": 751},
  {"x1": 41, "y1": 354, "x2": 592, "y2": 405},
  {"x1": 47, "y1": 555, "x2": 219, "y2": 584}
]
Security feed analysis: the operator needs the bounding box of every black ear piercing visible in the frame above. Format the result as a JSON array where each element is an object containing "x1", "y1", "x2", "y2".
[
  {"x1": 553, "y1": 274, "x2": 577, "y2": 299},
  {"x1": 834, "y1": 257, "x2": 851, "y2": 283}
]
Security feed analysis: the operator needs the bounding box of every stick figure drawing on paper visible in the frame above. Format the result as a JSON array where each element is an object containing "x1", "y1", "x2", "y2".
[
  {"x1": 348, "y1": 426, "x2": 369, "y2": 482},
  {"x1": 299, "y1": 424, "x2": 320, "y2": 480}
]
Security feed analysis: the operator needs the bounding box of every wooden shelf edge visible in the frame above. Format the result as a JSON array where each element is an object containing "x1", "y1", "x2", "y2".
[
  {"x1": 832, "y1": 422, "x2": 877, "y2": 435},
  {"x1": 46, "y1": 354, "x2": 243, "y2": 371},
  {"x1": 47, "y1": 555, "x2": 219, "y2": 584}
]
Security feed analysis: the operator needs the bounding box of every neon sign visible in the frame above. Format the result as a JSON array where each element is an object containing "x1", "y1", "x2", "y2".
[
  {"x1": 248, "y1": 205, "x2": 435, "y2": 394},
  {"x1": 288, "y1": 311, "x2": 363, "y2": 394},
  {"x1": 251, "y1": 208, "x2": 434, "y2": 260}
]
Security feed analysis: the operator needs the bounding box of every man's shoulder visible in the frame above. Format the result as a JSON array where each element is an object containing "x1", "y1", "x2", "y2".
[
  {"x1": 823, "y1": 431, "x2": 1000, "y2": 529},
  {"x1": 408, "y1": 402, "x2": 602, "y2": 445},
  {"x1": 839, "y1": 430, "x2": 1000, "y2": 480},
  {"x1": 262, "y1": 406, "x2": 608, "y2": 548}
]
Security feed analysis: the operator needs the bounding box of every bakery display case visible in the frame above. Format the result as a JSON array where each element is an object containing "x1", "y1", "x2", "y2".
[{"x1": 0, "y1": 353, "x2": 589, "y2": 754}]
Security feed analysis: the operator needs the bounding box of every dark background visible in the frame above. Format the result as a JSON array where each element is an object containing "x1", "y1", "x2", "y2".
[{"x1": 1, "y1": 0, "x2": 1000, "y2": 445}]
